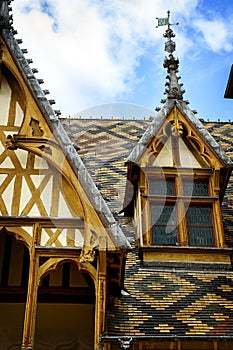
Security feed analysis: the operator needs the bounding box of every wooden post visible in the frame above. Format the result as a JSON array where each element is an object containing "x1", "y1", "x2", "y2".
[
  {"x1": 94, "y1": 244, "x2": 107, "y2": 350},
  {"x1": 177, "y1": 339, "x2": 182, "y2": 350},
  {"x1": 21, "y1": 223, "x2": 40, "y2": 350}
]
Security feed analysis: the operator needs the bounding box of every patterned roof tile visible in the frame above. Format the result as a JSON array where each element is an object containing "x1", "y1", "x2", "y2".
[{"x1": 61, "y1": 118, "x2": 233, "y2": 339}]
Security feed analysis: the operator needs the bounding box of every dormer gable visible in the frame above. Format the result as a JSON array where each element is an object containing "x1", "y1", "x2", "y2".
[
  {"x1": 139, "y1": 103, "x2": 225, "y2": 170},
  {"x1": 126, "y1": 101, "x2": 233, "y2": 269},
  {"x1": 124, "y1": 12, "x2": 233, "y2": 270}
]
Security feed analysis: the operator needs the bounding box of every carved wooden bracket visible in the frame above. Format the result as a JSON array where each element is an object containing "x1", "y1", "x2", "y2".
[
  {"x1": 79, "y1": 245, "x2": 95, "y2": 263},
  {"x1": 6, "y1": 134, "x2": 53, "y2": 155},
  {"x1": 171, "y1": 105, "x2": 183, "y2": 136},
  {"x1": 30, "y1": 117, "x2": 44, "y2": 136}
]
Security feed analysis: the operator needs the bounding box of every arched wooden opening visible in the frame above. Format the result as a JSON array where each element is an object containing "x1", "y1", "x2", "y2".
[
  {"x1": 34, "y1": 260, "x2": 95, "y2": 350},
  {"x1": 0, "y1": 228, "x2": 29, "y2": 350}
]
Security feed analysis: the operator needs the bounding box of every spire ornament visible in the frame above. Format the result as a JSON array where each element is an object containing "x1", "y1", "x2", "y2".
[{"x1": 156, "y1": 11, "x2": 185, "y2": 101}]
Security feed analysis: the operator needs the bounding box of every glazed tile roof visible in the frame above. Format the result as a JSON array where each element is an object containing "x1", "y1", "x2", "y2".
[
  {"x1": 106, "y1": 247, "x2": 233, "y2": 339},
  {"x1": 61, "y1": 117, "x2": 233, "y2": 245},
  {"x1": 61, "y1": 117, "x2": 233, "y2": 340},
  {"x1": 61, "y1": 118, "x2": 233, "y2": 215},
  {"x1": 61, "y1": 118, "x2": 149, "y2": 213}
]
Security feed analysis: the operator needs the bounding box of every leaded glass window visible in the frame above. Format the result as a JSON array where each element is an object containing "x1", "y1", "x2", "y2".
[
  {"x1": 151, "y1": 205, "x2": 178, "y2": 245},
  {"x1": 187, "y1": 206, "x2": 214, "y2": 246},
  {"x1": 184, "y1": 180, "x2": 209, "y2": 196},
  {"x1": 150, "y1": 179, "x2": 175, "y2": 196},
  {"x1": 146, "y1": 171, "x2": 219, "y2": 248}
]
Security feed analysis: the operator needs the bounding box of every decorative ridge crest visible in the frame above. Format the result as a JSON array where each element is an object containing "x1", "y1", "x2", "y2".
[
  {"x1": 156, "y1": 10, "x2": 185, "y2": 102},
  {"x1": 0, "y1": 0, "x2": 13, "y2": 30}
]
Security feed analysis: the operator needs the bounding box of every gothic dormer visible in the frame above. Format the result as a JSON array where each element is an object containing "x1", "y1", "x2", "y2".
[{"x1": 125, "y1": 12, "x2": 233, "y2": 269}]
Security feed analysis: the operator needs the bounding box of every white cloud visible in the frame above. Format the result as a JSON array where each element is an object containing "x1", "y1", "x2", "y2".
[
  {"x1": 195, "y1": 18, "x2": 233, "y2": 52},
  {"x1": 11, "y1": 0, "x2": 231, "y2": 118}
]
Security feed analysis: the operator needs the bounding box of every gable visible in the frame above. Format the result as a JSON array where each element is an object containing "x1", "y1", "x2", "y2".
[
  {"x1": 152, "y1": 135, "x2": 203, "y2": 168},
  {"x1": 138, "y1": 104, "x2": 226, "y2": 170},
  {"x1": 127, "y1": 101, "x2": 233, "y2": 170},
  {"x1": 0, "y1": 33, "x2": 129, "y2": 252}
]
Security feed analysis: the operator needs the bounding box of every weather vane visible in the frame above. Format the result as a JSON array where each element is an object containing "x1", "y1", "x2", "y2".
[
  {"x1": 156, "y1": 10, "x2": 179, "y2": 54},
  {"x1": 156, "y1": 10, "x2": 179, "y2": 29}
]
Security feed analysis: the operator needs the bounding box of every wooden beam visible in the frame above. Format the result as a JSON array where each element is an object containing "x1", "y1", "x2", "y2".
[
  {"x1": 0, "y1": 216, "x2": 84, "y2": 226},
  {"x1": 21, "y1": 223, "x2": 40, "y2": 349},
  {"x1": 94, "y1": 248, "x2": 107, "y2": 350}
]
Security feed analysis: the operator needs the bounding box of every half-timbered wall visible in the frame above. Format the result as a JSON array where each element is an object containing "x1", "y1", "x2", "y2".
[
  {"x1": 0, "y1": 66, "x2": 85, "y2": 248},
  {"x1": 0, "y1": 39, "x2": 108, "y2": 350}
]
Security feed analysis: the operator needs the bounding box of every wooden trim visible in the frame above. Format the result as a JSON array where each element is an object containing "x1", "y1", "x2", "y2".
[
  {"x1": 141, "y1": 166, "x2": 224, "y2": 249},
  {"x1": 0, "y1": 216, "x2": 85, "y2": 226},
  {"x1": 144, "y1": 167, "x2": 214, "y2": 176},
  {"x1": 94, "y1": 250, "x2": 107, "y2": 349},
  {"x1": 22, "y1": 223, "x2": 40, "y2": 348}
]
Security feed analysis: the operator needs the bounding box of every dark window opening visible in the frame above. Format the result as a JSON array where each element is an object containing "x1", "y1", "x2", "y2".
[{"x1": 187, "y1": 206, "x2": 215, "y2": 247}]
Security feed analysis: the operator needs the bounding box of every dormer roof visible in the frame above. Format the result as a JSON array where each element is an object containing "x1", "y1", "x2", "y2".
[{"x1": 126, "y1": 99, "x2": 233, "y2": 169}]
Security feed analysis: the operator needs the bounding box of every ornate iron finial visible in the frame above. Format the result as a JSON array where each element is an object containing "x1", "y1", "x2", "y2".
[{"x1": 156, "y1": 11, "x2": 185, "y2": 101}]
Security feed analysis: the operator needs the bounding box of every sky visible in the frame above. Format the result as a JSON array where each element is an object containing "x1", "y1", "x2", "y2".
[{"x1": 10, "y1": 0, "x2": 233, "y2": 121}]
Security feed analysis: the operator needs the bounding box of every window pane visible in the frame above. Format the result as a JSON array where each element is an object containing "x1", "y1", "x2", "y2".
[
  {"x1": 150, "y1": 179, "x2": 174, "y2": 195},
  {"x1": 184, "y1": 180, "x2": 209, "y2": 196},
  {"x1": 187, "y1": 207, "x2": 214, "y2": 246},
  {"x1": 151, "y1": 205, "x2": 178, "y2": 245}
]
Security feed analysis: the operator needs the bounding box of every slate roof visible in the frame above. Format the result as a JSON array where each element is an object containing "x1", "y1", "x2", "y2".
[
  {"x1": 61, "y1": 117, "x2": 233, "y2": 341},
  {"x1": 61, "y1": 117, "x2": 233, "y2": 216}
]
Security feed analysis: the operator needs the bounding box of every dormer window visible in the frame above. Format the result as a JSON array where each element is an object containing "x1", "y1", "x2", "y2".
[
  {"x1": 146, "y1": 169, "x2": 217, "y2": 247},
  {"x1": 127, "y1": 104, "x2": 232, "y2": 267}
]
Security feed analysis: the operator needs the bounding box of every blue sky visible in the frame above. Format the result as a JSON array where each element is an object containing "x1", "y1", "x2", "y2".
[{"x1": 11, "y1": 0, "x2": 233, "y2": 121}]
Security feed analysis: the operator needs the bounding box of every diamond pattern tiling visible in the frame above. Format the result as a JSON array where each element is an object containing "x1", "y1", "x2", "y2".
[
  {"x1": 61, "y1": 119, "x2": 233, "y2": 242},
  {"x1": 107, "y1": 248, "x2": 233, "y2": 337},
  {"x1": 60, "y1": 118, "x2": 233, "y2": 338}
]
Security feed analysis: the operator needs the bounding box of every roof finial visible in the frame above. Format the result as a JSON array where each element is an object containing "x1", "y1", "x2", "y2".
[{"x1": 156, "y1": 11, "x2": 185, "y2": 102}]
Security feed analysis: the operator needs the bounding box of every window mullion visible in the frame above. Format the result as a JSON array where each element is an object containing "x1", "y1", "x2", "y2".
[
  {"x1": 142, "y1": 192, "x2": 151, "y2": 246},
  {"x1": 210, "y1": 172, "x2": 225, "y2": 248},
  {"x1": 177, "y1": 199, "x2": 188, "y2": 246},
  {"x1": 176, "y1": 175, "x2": 188, "y2": 246},
  {"x1": 212, "y1": 200, "x2": 225, "y2": 248}
]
